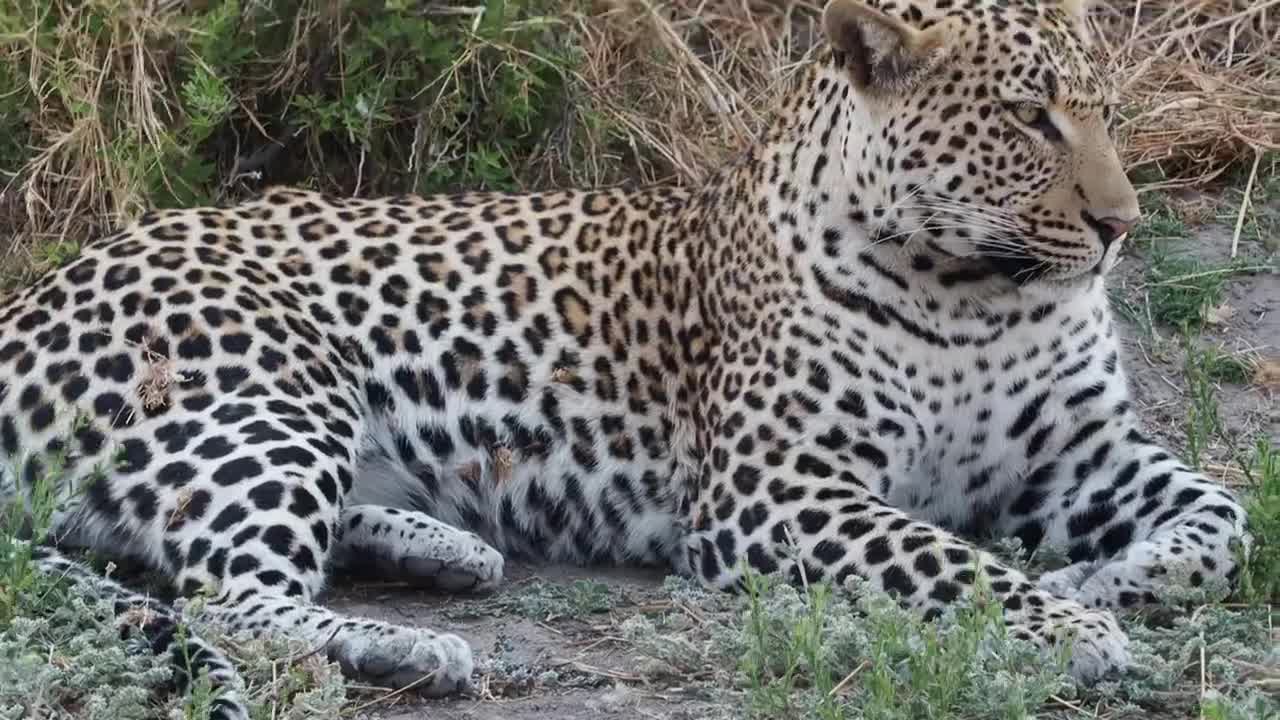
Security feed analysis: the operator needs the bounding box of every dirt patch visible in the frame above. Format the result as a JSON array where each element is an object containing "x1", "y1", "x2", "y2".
[
  {"x1": 1110, "y1": 215, "x2": 1279, "y2": 454},
  {"x1": 328, "y1": 563, "x2": 732, "y2": 719}
]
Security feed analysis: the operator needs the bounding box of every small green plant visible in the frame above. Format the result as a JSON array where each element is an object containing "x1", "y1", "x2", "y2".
[
  {"x1": 449, "y1": 578, "x2": 618, "y2": 621},
  {"x1": 0, "y1": 439, "x2": 73, "y2": 625},
  {"x1": 0, "y1": 589, "x2": 178, "y2": 720},
  {"x1": 1199, "y1": 690, "x2": 1280, "y2": 720},
  {"x1": 32, "y1": 240, "x2": 82, "y2": 271},
  {"x1": 731, "y1": 569, "x2": 1070, "y2": 720},
  {"x1": 1202, "y1": 349, "x2": 1253, "y2": 384},
  {"x1": 1091, "y1": 601, "x2": 1277, "y2": 719},
  {"x1": 1235, "y1": 438, "x2": 1280, "y2": 605},
  {"x1": 1126, "y1": 192, "x2": 1275, "y2": 334},
  {"x1": 1181, "y1": 339, "x2": 1232, "y2": 470},
  {"x1": 1130, "y1": 195, "x2": 1189, "y2": 249},
  {"x1": 1143, "y1": 254, "x2": 1237, "y2": 332}
]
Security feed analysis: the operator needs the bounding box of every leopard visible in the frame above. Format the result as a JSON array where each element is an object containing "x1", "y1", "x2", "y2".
[{"x1": 0, "y1": 0, "x2": 1251, "y2": 716}]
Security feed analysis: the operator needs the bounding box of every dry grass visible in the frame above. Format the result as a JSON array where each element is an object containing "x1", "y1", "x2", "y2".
[
  {"x1": 0, "y1": 0, "x2": 197, "y2": 283},
  {"x1": 1099, "y1": 0, "x2": 1280, "y2": 190},
  {"x1": 570, "y1": 0, "x2": 823, "y2": 184},
  {"x1": 570, "y1": 0, "x2": 1280, "y2": 189}
]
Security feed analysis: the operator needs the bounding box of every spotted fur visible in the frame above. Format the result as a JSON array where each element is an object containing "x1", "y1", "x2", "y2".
[{"x1": 0, "y1": 0, "x2": 1249, "y2": 710}]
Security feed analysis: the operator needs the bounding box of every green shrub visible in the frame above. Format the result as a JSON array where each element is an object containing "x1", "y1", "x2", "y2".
[{"x1": 1, "y1": 0, "x2": 609, "y2": 286}]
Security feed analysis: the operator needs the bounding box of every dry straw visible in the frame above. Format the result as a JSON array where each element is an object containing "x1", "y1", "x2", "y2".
[
  {"x1": 1099, "y1": 0, "x2": 1280, "y2": 190},
  {"x1": 572, "y1": 0, "x2": 824, "y2": 185},
  {"x1": 575, "y1": 0, "x2": 1279, "y2": 186}
]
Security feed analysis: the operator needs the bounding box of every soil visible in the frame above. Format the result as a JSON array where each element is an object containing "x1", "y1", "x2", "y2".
[
  {"x1": 1109, "y1": 219, "x2": 1279, "y2": 451},
  {"x1": 329, "y1": 562, "x2": 730, "y2": 719},
  {"x1": 329, "y1": 210, "x2": 1279, "y2": 720}
]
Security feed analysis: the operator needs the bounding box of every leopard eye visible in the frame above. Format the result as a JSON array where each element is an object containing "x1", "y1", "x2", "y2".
[
  {"x1": 1013, "y1": 104, "x2": 1043, "y2": 126},
  {"x1": 1005, "y1": 103, "x2": 1063, "y2": 142}
]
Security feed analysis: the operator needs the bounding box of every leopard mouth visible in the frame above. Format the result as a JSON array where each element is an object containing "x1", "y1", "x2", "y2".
[
  {"x1": 975, "y1": 228, "x2": 1122, "y2": 285},
  {"x1": 983, "y1": 253, "x2": 1050, "y2": 284},
  {"x1": 973, "y1": 235, "x2": 1053, "y2": 285}
]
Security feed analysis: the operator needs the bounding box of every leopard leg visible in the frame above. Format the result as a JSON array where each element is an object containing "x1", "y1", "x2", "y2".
[
  {"x1": 331, "y1": 504, "x2": 504, "y2": 592},
  {"x1": 149, "y1": 397, "x2": 477, "y2": 696},
  {"x1": 686, "y1": 456, "x2": 1130, "y2": 683},
  {"x1": 998, "y1": 414, "x2": 1248, "y2": 609}
]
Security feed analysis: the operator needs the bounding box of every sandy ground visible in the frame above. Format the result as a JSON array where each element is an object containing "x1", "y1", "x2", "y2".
[
  {"x1": 330, "y1": 562, "x2": 728, "y2": 719},
  {"x1": 1109, "y1": 220, "x2": 1279, "y2": 450},
  {"x1": 328, "y1": 212, "x2": 1279, "y2": 720}
]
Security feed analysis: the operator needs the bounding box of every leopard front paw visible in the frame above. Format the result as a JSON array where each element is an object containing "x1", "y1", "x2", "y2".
[
  {"x1": 1059, "y1": 607, "x2": 1131, "y2": 683},
  {"x1": 331, "y1": 622, "x2": 474, "y2": 695},
  {"x1": 1036, "y1": 560, "x2": 1103, "y2": 601},
  {"x1": 445, "y1": 538, "x2": 505, "y2": 593},
  {"x1": 1043, "y1": 542, "x2": 1236, "y2": 611},
  {"x1": 1011, "y1": 592, "x2": 1130, "y2": 684}
]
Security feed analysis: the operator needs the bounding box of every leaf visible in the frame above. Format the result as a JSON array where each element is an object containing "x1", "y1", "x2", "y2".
[
  {"x1": 1254, "y1": 357, "x2": 1280, "y2": 390},
  {"x1": 481, "y1": 0, "x2": 508, "y2": 37},
  {"x1": 1203, "y1": 302, "x2": 1236, "y2": 325}
]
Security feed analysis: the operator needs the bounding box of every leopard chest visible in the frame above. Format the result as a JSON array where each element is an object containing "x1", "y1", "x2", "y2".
[
  {"x1": 868, "y1": 298, "x2": 1125, "y2": 532},
  {"x1": 709, "y1": 285, "x2": 1125, "y2": 536}
]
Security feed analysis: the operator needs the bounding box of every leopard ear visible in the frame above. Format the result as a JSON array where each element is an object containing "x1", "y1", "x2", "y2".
[
  {"x1": 1059, "y1": 0, "x2": 1100, "y2": 45},
  {"x1": 822, "y1": 0, "x2": 956, "y2": 94},
  {"x1": 1060, "y1": 0, "x2": 1100, "y2": 19}
]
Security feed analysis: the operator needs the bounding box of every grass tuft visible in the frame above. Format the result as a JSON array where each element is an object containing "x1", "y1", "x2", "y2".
[
  {"x1": 732, "y1": 571, "x2": 1071, "y2": 720},
  {"x1": 0, "y1": 0, "x2": 601, "y2": 286},
  {"x1": 1235, "y1": 439, "x2": 1280, "y2": 605},
  {"x1": 616, "y1": 567, "x2": 1279, "y2": 720}
]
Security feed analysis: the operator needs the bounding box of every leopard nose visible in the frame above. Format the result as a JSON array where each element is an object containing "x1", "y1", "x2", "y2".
[
  {"x1": 1083, "y1": 212, "x2": 1140, "y2": 247},
  {"x1": 1098, "y1": 215, "x2": 1139, "y2": 240}
]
